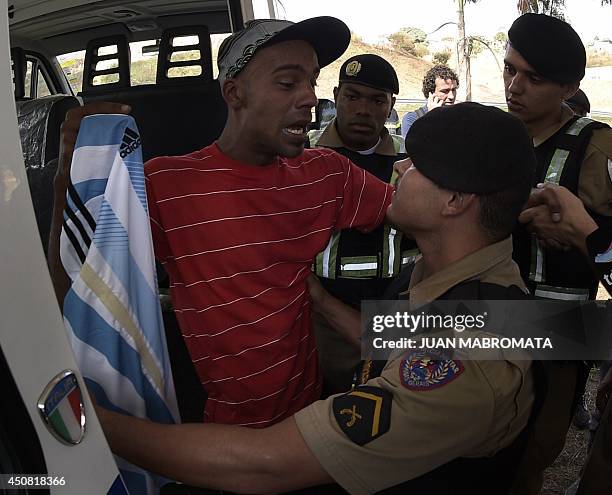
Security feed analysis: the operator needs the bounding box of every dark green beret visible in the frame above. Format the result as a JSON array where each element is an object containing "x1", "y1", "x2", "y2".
[
  {"x1": 508, "y1": 13, "x2": 586, "y2": 83},
  {"x1": 338, "y1": 54, "x2": 399, "y2": 94},
  {"x1": 405, "y1": 102, "x2": 536, "y2": 194}
]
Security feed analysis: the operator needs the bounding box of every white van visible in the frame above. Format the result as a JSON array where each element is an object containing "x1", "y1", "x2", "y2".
[{"x1": 0, "y1": 1, "x2": 270, "y2": 492}]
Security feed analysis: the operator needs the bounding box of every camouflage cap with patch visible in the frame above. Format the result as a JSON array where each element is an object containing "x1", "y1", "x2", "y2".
[{"x1": 217, "y1": 17, "x2": 351, "y2": 84}]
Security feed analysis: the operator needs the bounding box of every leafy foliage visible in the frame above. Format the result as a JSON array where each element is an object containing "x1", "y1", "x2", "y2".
[
  {"x1": 433, "y1": 50, "x2": 452, "y2": 65},
  {"x1": 388, "y1": 27, "x2": 429, "y2": 58}
]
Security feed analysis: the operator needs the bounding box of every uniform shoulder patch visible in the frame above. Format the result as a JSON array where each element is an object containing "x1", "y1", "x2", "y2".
[
  {"x1": 332, "y1": 386, "x2": 392, "y2": 446},
  {"x1": 399, "y1": 349, "x2": 464, "y2": 391}
]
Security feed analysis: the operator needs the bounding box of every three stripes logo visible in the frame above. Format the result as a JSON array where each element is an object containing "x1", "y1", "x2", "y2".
[{"x1": 120, "y1": 127, "x2": 141, "y2": 158}]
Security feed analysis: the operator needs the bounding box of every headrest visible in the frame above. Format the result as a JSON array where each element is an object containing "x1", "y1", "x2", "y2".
[
  {"x1": 82, "y1": 35, "x2": 130, "y2": 94},
  {"x1": 156, "y1": 26, "x2": 212, "y2": 86}
]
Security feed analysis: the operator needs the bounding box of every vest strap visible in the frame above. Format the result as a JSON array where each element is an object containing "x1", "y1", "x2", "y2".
[
  {"x1": 339, "y1": 255, "x2": 378, "y2": 278},
  {"x1": 533, "y1": 284, "x2": 590, "y2": 301}
]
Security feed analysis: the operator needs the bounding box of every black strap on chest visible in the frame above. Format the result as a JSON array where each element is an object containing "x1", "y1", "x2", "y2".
[
  {"x1": 536, "y1": 116, "x2": 609, "y2": 193},
  {"x1": 520, "y1": 117, "x2": 610, "y2": 296}
]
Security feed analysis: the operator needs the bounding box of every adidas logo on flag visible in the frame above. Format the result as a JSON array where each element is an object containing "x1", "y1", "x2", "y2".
[{"x1": 120, "y1": 127, "x2": 141, "y2": 158}]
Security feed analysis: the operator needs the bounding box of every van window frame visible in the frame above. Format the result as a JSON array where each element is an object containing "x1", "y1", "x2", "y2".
[{"x1": 23, "y1": 51, "x2": 62, "y2": 98}]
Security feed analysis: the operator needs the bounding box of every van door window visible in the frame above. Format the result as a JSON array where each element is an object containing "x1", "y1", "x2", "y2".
[{"x1": 22, "y1": 56, "x2": 55, "y2": 98}]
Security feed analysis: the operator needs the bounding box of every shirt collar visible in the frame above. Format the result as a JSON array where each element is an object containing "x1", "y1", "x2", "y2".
[
  {"x1": 315, "y1": 118, "x2": 398, "y2": 156},
  {"x1": 533, "y1": 103, "x2": 575, "y2": 147},
  {"x1": 405, "y1": 237, "x2": 523, "y2": 307}
]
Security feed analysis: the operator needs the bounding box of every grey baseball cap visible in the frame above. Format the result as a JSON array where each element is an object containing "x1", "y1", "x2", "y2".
[{"x1": 217, "y1": 17, "x2": 351, "y2": 83}]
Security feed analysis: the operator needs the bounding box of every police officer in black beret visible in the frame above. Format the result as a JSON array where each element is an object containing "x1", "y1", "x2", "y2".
[
  {"x1": 505, "y1": 13, "x2": 612, "y2": 495},
  {"x1": 308, "y1": 54, "x2": 417, "y2": 395},
  {"x1": 506, "y1": 13, "x2": 612, "y2": 301}
]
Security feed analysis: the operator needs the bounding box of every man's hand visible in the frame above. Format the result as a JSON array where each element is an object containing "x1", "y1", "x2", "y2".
[
  {"x1": 55, "y1": 102, "x2": 131, "y2": 191},
  {"x1": 427, "y1": 92, "x2": 445, "y2": 111},
  {"x1": 48, "y1": 102, "x2": 131, "y2": 307},
  {"x1": 518, "y1": 183, "x2": 598, "y2": 255}
]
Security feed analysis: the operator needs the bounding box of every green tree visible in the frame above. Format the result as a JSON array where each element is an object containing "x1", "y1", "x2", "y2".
[
  {"x1": 433, "y1": 49, "x2": 452, "y2": 65},
  {"x1": 494, "y1": 31, "x2": 508, "y2": 47},
  {"x1": 517, "y1": 0, "x2": 611, "y2": 18},
  {"x1": 388, "y1": 27, "x2": 429, "y2": 58},
  {"x1": 516, "y1": 0, "x2": 566, "y2": 19},
  {"x1": 442, "y1": 0, "x2": 611, "y2": 100}
]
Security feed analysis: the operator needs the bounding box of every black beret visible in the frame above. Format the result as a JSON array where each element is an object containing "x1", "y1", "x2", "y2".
[
  {"x1": 508, "y1": 13, "x2": 586, "y2": 83},
  {"x1": 405, "y1": 102, "x2": 536, "y2": 194},
  {"x1": 339, "y1": 54, "x2": 399, "y2": 94}
]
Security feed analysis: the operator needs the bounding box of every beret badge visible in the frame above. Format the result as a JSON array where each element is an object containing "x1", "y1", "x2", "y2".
[{"x1": 345, "y1": 60, "x2": 362, "y2": 77}]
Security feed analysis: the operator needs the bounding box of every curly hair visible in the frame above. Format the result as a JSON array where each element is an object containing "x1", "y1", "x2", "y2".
[{"x1": 422, "y1": 65, "x2": 459, "y2": 98}]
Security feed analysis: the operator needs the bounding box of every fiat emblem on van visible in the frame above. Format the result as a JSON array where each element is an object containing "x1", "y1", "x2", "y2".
[{"x1": 37, "y1": 370, "x2": 86, "y2": 445}]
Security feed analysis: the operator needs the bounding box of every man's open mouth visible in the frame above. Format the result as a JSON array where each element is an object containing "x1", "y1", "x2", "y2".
[{"x1": 284, "y1": 125, "x2": 308, "y2": 136}]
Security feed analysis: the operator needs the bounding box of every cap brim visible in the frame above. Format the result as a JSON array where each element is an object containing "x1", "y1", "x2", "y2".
[
  {"x1": 266, "y1": 16, "x2": 351, "y2": 69},
  {"x1": 338, "y1": 79, "x2": 398, "y2": 95}
]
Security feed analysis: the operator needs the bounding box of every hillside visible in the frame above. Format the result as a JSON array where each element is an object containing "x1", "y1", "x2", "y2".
[
  {"x1": 61, "y1": 34, "x2": 612, "y2": 114},
  {"x1": 315, "y1": 37, "x2": 505, "y2": 103},
  {"x1": 315, "y1": 37, "x2": 432, "y2": 99},
  {"x1": 317, "y1": 38, "x2": 612, "y2": 114}
]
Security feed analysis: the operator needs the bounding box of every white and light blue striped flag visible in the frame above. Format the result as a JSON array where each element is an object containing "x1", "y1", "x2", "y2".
[{"x1": 60, "y1": 114, "x2": 179, "y2": 494}]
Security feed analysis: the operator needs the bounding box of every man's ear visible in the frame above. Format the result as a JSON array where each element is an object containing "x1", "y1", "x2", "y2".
[
  {"x1": 389, "y1": 96, "x2": 396, "y2": 118},
  {"x1": 333, "y1": 86, "x2": 339, "y2": 104},
  {"x1": 443, "y1": 191, "x2": 477, "y2": 217},
  {"x1": 222, "y1": 78, "x2": 244, "y2": 110}
]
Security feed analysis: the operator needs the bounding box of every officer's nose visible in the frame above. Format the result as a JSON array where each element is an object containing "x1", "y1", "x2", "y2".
[
  {"x1": 506, "y1": 73, "x2": 523, "y2": 94},
  {"x1": 394, "y1": 158, "x2": 412, "y2": 182}
]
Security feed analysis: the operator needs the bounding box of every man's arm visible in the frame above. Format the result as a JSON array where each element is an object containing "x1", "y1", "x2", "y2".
[
  {"x1": 96, "y1": 407, "x2": 332, "y2": 493},
  {"x1": 47, "y1": 102, "x2": 131, "y2": 307},
  {"x1": 308, "y1": 275, "x2": 361, "y2": 349}
]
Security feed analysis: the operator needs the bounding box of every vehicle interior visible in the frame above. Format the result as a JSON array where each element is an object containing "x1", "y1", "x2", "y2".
[
  {"x1": 6, "y1": 1, "x2": 400, "y2": 490},
  {"x1": 7, "y1": 6, "x2": 279, "y2": 486}
]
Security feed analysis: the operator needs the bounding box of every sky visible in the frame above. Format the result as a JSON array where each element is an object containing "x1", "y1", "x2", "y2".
[{"x1": 268, "y1": 0, "x2": 612, "y2": 45}]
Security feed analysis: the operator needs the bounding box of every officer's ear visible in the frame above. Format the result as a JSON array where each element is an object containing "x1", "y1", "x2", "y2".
[
  {"x1": 333, "y1": 86, "x2": 340, "y2": 104},
  {"x1": 442, "y1": 191, "x2": 477, "y2": 217},
  {"x1": 389, "y1": 96, "x2": 396, "y2": 117}
]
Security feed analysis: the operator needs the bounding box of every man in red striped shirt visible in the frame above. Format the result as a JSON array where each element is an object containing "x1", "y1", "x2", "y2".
[{"x1": 50, "y1": 17, "x2": 396, "y2": 428}]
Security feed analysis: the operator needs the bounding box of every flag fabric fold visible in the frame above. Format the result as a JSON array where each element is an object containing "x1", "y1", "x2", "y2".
[{"x1": 60, "y1": 114, "x2": 179, "y2": 494}]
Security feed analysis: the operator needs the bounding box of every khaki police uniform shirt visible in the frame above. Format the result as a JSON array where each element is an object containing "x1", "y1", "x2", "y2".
[
  {"x1": 295, "y1": 238, "x2": 534, "y2": 494},
  {"x1": 311, "y1": 118, "x2": 405, "y2": 155},
  {"x1": 533, "y1": 104, "x2": 612, "y2": 216}
]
